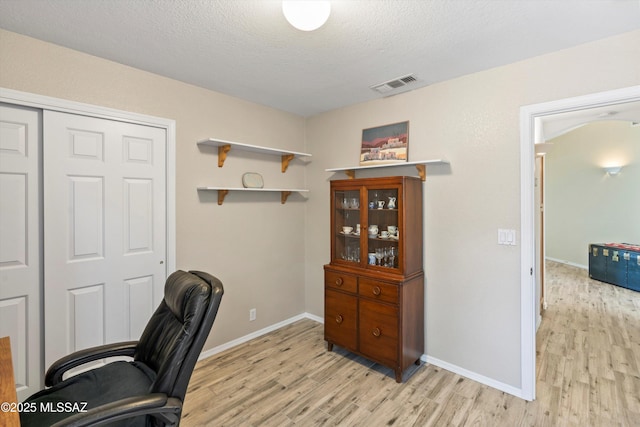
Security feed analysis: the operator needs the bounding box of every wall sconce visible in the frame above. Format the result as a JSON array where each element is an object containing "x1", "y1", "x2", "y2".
[
  {"x1": 282, "y1": 0, "x2": 331, "y2": 31},
  {"x1": 603, "y1": 166, "x2": 622, "y2": 176}
]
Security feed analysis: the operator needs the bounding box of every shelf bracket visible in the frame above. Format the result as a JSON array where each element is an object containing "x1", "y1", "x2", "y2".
[
  {"x1": 217, "y1": 189, "x2": 229, "y2": 205},
  {"x1": 345, "y1": 169, "x2": 356, "y2": 179},
  {"x1": 218, "y1": 144, "x2": 231, "y2": 167},
  {"x1": 416, "y1": 164, "x2": 426, "y2": 181},
  {"x1": 281, "y1": 154, "x2": 295, "y2": 173},
  {"x1": 281, "y1": 191, "x2": 292, "y2": 204}
]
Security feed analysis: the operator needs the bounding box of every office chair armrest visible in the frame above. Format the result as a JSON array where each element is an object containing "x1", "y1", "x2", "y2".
[
  {"x1": 45, "y1": 341, "x2": 138, "y2": 386},
  {"x1": 50, "y1": 393, "x2": 182, "y2": 427}
]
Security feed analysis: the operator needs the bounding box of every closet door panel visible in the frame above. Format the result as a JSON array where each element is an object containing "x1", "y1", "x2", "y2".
[
  {"x1": 44, "y1": 110, "x2": 166, "y2": 369},
  {"x1": 0, "y1": 104, "x2": 41, "y2": 400},
  {"x1": 0, "y1": 173, "x2": 27, "y2": 266},
  {"x1": 68, "y1": 175, "x2": 104, "y2": 259}
]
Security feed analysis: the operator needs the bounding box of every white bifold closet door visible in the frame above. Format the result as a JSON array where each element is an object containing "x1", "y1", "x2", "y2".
[
  {"x1": 43, "y1": 110, "x2": 167, "y2": 371},
  {"x1": 0, "y1": 104, "x2": 42, "y2": 401}
]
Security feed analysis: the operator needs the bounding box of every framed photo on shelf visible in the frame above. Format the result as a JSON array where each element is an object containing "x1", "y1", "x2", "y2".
[{"x1": 360, "y1": 121, "x2": 409, "y2": 166}]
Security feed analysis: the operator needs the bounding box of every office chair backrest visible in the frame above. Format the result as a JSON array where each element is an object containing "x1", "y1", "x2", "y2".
[{"x1": 134, "y1": 270, "x2": 224, "y2": 399}]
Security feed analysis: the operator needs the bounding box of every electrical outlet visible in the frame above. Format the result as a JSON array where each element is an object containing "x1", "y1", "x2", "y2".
[{"x1": 249, "y1": 308, "x2": 256, "y2": 321}]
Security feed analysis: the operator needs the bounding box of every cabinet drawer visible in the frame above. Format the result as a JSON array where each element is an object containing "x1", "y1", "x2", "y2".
[
  {"x1": 359, "y1": 299, "x2": 398, "y2": 365},
  {"x1": 325, "y1": 270, "x2": 357, "y2": 293},
  {"x1": 359, "y1": 278, "x2": 398, "y2": 304},
  {"x1": 325, "y1": 289, "x2": 358, "y2": 350}
]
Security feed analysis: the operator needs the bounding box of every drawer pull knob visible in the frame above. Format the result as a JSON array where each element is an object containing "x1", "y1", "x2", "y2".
[
  {"x1": 372, "y1": 327, "x2": 381, "y2": 337},
  {"x1": 372, "y1": 286, "x2": 381, "y2": 296},
  {"x1": 335, "y1": 277, "x2": 344, "y2": 286},
  {"x1": 335, "y1": 315, "x2": 343, "y2": 324}
]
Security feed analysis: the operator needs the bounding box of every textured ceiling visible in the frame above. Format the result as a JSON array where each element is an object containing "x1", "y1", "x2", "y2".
[{"x1": 0, "y1": 0, "x2": 639, "y2": 117}]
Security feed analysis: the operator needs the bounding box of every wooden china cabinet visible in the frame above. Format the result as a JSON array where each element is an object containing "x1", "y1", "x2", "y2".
[{"x1": 324, "y1": 176, "x2": 424, "y2": 382}]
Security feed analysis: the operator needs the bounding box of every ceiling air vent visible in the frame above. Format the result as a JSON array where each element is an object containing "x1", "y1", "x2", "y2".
[{"x1": 371, "y1": 74, "x2": 419, "y2": 94}]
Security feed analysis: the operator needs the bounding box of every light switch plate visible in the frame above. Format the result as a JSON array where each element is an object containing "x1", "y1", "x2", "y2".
[{"x1": 498, "y1": 229, "x2": 516, "y2": 245}]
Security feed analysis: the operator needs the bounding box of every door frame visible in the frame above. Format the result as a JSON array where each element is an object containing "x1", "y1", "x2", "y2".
[
  {"x1": 535, "y1": 154, "x2": 545, "y2": 327},
  {"x1": 519, "y1": 84, "x2": 640, "y2": 401},
  {"x1": 0, "y1": 86, "x2": 176, "y2": 281}
]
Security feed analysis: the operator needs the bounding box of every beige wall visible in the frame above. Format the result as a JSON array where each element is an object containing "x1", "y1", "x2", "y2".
[
  {"x1": 2, "y1": 27, "x2": 639, "y2": 393},
  {"x1": 0, "y1": 29, "x2": 308, "y2": 349},
  {"x1": 546, "y1": 121, "x2": 640, "y2": 267},
  {"x1": 304, "y1": 30, "x2": 640, "y2": 388}
]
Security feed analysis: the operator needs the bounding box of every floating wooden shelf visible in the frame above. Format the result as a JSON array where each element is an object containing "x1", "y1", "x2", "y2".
[
  {"x1": 197, "y1": 138, "x2": 312, "y2": 172},
  {"x1": 325, "y1": 159, "x2": 449, "y2": 181},
  {"x1": 197, "y1": 187, "x2": 309, "y2": 205}
]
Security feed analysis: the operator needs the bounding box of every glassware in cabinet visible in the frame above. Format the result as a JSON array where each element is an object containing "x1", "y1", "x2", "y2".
[
  {"x1": 333, "y1": 189, "x2": 362, "y2": 265},
  {"x1": 366, "y1": 187, "x2": 400, "y2": 269}
]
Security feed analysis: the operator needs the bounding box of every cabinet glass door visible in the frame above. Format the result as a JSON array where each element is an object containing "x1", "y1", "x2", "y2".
[
  {"x1": 334, "y1": 189, "x2": 361, "y2": 264},
  {"x1": 366, "y1": 187, "x2": 399, "y2": 269}
]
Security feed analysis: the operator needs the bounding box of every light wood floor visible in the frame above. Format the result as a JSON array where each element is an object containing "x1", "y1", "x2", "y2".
[{"x1": 182, "y1": 262, "x2": 640, "y2": 426}]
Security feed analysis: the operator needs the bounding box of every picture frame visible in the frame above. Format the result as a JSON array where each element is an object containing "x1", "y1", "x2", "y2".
[{"x1": 360, "y1": 121, "x2": 409, "y2": 166}]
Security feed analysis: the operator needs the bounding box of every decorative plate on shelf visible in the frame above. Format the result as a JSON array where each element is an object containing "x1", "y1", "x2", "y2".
[{"x1": 242, "y1": 172, "x2": 264, "y2": 188}]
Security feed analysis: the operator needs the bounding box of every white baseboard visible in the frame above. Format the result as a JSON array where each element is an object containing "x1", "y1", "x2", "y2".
[
  {"x1": 304, "y1": 312, "x2": 324, "y2": 324},
  {"x1": 424, "y1": 355, "x2": 524, "y2": 399},
  {"x1": 546, "y1": 256, "x2": 587, "y2": 270},
  {"x1": 536, "y1": 314, "x2": 542, "y2": 331},
  {"x1": 198, "y1": 312, "x2": 322, "y2": 361}
]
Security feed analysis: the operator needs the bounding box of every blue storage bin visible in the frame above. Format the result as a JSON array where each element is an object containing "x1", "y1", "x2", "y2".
[
  {"x1": 625, "y1": 250, "x2": 640, "y2": 292},
  {"x1": 588, "y1": 244, "x2": 607, "y2": 282},
  {"x1": 588, "y1": 243, "x2": 640, "y2": 292}
]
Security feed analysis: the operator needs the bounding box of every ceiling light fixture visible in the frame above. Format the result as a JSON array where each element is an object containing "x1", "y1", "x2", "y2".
[
  {"x1": 603, "y1": 166, "x2": 622, "y2": 176},
  {"x1": 282, "y1": 0, "x2": 331, "y2": 31}
]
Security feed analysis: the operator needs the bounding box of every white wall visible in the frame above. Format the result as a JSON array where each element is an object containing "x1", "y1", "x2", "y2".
[
  {"x1": 546, "y1": 120, "x2": 640, "y2": 267},
  {"x1": 304, "y1": 30, "x2": 640, "y2": 390},
  {"x1": 0, "y1": 29, "x2": 308, "y2": 350}
]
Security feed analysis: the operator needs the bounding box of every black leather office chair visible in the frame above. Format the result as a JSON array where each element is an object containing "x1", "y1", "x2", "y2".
[{"x1": 20, "y1": 270, "x2": 224, "y2": 427}]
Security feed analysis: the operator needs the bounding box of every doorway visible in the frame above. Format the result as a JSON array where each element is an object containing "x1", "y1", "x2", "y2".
[{"x1": 519, "y1": 84, "x2": 640, "y2": 401}]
